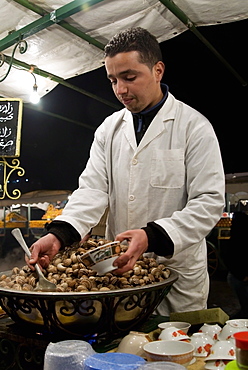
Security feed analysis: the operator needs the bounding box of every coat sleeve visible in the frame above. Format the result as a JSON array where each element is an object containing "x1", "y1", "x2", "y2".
[{"x1": 154, "y1": 113, "x2": 225, "y2": 253}]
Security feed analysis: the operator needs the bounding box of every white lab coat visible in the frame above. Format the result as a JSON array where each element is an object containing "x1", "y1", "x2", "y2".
[{"x1": 56, "y1": 92, "x2": 225, "y2": 315}]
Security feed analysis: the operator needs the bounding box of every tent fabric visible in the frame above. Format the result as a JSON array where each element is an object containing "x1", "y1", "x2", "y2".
[{"x1": 0, "y1": 0, "x2": 248, "y2": 102}]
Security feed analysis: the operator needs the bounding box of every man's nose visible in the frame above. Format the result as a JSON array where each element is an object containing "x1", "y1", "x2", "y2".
[{"x1": 115, "y1": 80, "x2": 128, "y2": 95}]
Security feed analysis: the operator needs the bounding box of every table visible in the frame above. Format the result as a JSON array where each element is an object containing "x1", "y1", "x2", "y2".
[{"x1": 0, "y1": 314, "x2": 208, "y2": 370}]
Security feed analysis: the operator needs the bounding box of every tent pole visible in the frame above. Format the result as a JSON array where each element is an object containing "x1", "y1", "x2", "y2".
[
  {"x1": 159, "y1": 0, "x2": 247, "y2": 86},
  {"x1": 0, "y1": 0, "x2": 105, "y2": 52},
  {"x1": 12, "y1": 0, "x2": 105, "y2": 51},
  {"x1": 2, "y1": 54, "x2": 120, "y2": 110}
]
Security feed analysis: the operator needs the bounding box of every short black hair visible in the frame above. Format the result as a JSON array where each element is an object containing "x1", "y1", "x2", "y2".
[{"x1": 104, "y1": 27, "x2": 163, "y2": 69}]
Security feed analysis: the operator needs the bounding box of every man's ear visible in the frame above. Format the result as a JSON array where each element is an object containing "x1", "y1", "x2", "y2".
[{"x1": 154, "y1": 61, "x2": 165, "y2": 82}]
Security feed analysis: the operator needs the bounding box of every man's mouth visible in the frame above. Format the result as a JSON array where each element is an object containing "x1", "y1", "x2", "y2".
[{"x1": 122, "y1": 97, "x2": 133, "y2": 105}]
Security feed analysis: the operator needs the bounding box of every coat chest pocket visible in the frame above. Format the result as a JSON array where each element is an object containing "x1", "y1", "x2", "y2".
[{"x1": 150, "y1": 148, "x2": 185, "y2": 188}]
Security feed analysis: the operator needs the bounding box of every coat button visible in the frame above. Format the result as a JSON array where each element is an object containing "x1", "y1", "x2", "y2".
[
  {"x1": 129, "y1": 195, "x2": 135, "y2": 201},
  {"x1": 132, "y1": 158, "x2": 138, "y2": 165}
]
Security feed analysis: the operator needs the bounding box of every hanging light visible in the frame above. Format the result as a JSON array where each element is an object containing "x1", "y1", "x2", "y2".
[
  {"x1": 0, "y1": 41, "x2": 41, "y2": 104},
  {"x1": 30, "y1": 72, "x2": 40, "y2": 104}
]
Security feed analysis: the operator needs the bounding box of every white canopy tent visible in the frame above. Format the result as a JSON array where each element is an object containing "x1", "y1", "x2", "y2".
[{"x1": 0, "y1": 0, "x2": 247, "y2": 103}]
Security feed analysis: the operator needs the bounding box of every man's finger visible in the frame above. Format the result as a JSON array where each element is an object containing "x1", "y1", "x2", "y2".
[
  {"x1": 113, "y1": 254, "x2": 129, "y2": 267},
  {"x1": 113, "y1": 256, "x2": 136, "y2": 275},
  {"x1": 39, "y1": 255, "x2": 50, "y2": 268}
]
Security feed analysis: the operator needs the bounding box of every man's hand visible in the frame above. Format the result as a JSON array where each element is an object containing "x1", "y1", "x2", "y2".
[
  {"x1": 26, "y1": 233, "x2": 61, "y2": 270},
  {"x1": 113, "y1": 229, "x2": 148, "y2": 274}
]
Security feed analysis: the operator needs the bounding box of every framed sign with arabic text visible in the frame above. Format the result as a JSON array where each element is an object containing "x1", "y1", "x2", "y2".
[{"x1": 0, "y1": 98, "x2": 23, "y2": 157}]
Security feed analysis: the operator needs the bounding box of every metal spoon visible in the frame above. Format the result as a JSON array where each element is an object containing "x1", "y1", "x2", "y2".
[{"x1": 11, "y1": 228, "x2": 56, "y2": 292}]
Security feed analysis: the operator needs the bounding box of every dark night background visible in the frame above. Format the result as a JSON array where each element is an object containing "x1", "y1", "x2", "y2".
[{"x1": 11, "y1": 19, "x2": 248, "y2": 194}]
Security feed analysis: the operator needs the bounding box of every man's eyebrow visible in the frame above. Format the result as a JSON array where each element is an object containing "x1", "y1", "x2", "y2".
[{"x1": 107, "y1": 69, "x2": 137, "y2": 79}]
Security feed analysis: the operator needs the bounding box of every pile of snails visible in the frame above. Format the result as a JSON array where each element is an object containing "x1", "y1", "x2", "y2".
[{"x1": 0, "y1": 238, "x2": 170, "y2": 292}]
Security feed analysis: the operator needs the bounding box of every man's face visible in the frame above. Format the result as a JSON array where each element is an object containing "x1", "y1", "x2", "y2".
[{"x1": 105, "y1": 51, "x2": 164, "y2": 113}]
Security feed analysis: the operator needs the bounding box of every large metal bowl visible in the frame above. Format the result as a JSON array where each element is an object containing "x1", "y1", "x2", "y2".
[{"x1": 0, "y1": 269, "x2": 178, "y2": 341}]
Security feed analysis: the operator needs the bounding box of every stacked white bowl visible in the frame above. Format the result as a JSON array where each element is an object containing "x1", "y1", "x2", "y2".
[{"x1": 200, "y1": 320, "x2": 248, "y2": 370}]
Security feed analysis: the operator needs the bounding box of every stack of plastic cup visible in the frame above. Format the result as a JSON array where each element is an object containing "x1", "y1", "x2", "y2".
[
  {"x1": 83, "y1": 352, "x2": 145, "y2": 369},
  {"x1": 43, "y1": 339, "x2": 95, "y2": 370}
]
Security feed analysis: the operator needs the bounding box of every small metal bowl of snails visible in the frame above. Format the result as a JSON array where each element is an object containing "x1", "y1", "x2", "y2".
[{"x1": 0, "y1": 238, "x2": 178, "y2": 340}]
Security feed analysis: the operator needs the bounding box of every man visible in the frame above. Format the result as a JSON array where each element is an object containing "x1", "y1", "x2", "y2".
[{"x1": 28, "y1": 27, "x2": 225, "y2": 315}]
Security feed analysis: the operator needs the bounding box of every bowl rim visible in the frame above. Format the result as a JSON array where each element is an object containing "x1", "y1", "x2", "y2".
[
  {"x1": 205, "y1": 355, "x2": 236, "y2": 361},
  {"x1": 0, "y1": 268, "x2": 178, "y2": 299},
  {"x1": 204, "y1": 360, "x2": 231, "y2": 370},
  {"x1": 81, "y1": 241, "x2": 120, "y2": 257},
  {"x1": 79, "y1": 241, "x2": 121, "y2": 267},
  {"x1": 226, "y1": 319, "x2": 248, "y2": 326},
  {"x1": 158, "y1": 321, "x2": 191, "y2": 330},
  {"x1": 143, "y1": 340, "x2": 195, "y2": 355}
]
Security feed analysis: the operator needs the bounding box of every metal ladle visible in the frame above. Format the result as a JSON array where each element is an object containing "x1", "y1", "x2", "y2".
[{"x1": 11, "y1": 228, "x2": 56, "y2": 292}]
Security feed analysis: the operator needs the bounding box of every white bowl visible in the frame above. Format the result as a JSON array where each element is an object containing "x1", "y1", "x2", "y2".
[
  {"x1": 205, "y1": 360, "x2": 232, "y2": 370},
  {"x1": 199, "y1": 323, "x2": 222, "y2": 341},
  {"x1": 226, "y1": 319, "x2": 248, "y2": 328},
  {"x1": 143, "y1": 340, "x2": 195, "y2": 366},
  {"x1": 80, "y1": 241, "x2": 122, "y2": 275},
  {"x1": 158, "y1": 322, "x2": 191, "y2": 334},
  {"x1": 158, "y1": 326, "x2": 190, "y2": 341},
  {"x1": 218, "y1": 321, "x2": 247, "y2": 341},
  {"x1": 206, "y1": 340, "x2": 236, "y2": 361},
  {"x1": 190, "y1": 332, "x2": 214, "y2": 357},
  {"x1": 117, "y1": 331, "x2": 151, "y2": 358}
]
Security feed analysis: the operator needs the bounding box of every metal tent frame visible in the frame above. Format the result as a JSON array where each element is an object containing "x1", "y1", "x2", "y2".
[{"x1": 0, "y1": 0, "x2": 246, "y2": 115}]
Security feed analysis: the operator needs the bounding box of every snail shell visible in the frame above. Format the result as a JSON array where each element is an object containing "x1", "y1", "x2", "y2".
[
  {"x1": 22, "y1": 283, "x2": 33, "y2": 291},
  {"x1": 71, "y1": 263, "x2": 79, "y2": 270},
  {"x1": 79, "y1": 277, "x2": 92, "y2": 290},
  {"x1": 162, "y1": 269, "x2": 170, "y2": 279},
  {"x1": 19, "y1": 269, "x2": 27, "y2": 277},
  {"x1": 28, "y1": 276, "x2": 37, "y2": 287},
  {"x1": 76, "y1": 285, "x2": 89, "y2": 292},
  {"x1": 133, "y1": 266, "x2": 141, "y2": 276},
  {"x1": 14, "y1": 275, "x2": 26, "y2": 285},
  {"x1": 46, "y1": 265, "x2": 57, "y2": 274},
  {"x1": 71, "y1": 253, "x2": 78, "y2": 264},
  {"x1": 53, "y1": 258, "x2": 62, "y2": 266},
  {"x1": 65, "y1": 278, "x2": 77, "y2": 288},
  {"x1": 86, "y1": 240, "x2": 98, "y2": 248},
  {"x1": 12, "y1": 267, "x2": 20, "y2": 275},
  {"x1": 63, "y1": 258, "x2": 72, "y2": 267},
  {"x1": 57, "y1": 263, "x2": 67, "y2": 272},
  {"x1": 12, "y1": 283, "x2": 22, "y2": 290},
  {"x1": 150, "y1": 267, "x2": 162, "y2": 278},
  {"x1": 0, "y1": 238, "x2": 171, "y2": 292}
]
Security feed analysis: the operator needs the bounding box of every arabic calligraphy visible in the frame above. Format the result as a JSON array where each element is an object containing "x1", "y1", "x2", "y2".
[
  {"x1": 0, "y1": 99, "x2": 22, "y2": 157},
  {"x1": 0, "y1": 125, "x2": 14, "y2": 150},
  {"x1": 0, "y1": 126, "x2": 13, "y2": 149},
  {"x1": 0, "y1": 102, "x2": 14, "y2": 122},
  {"x1": 0, "y1": 102, "x2": 15, "y2": 154}
]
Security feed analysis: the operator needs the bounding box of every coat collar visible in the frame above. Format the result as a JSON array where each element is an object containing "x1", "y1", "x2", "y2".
[{"x1": 122, "y1": 92, "x2": 177, "y2": 153}]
